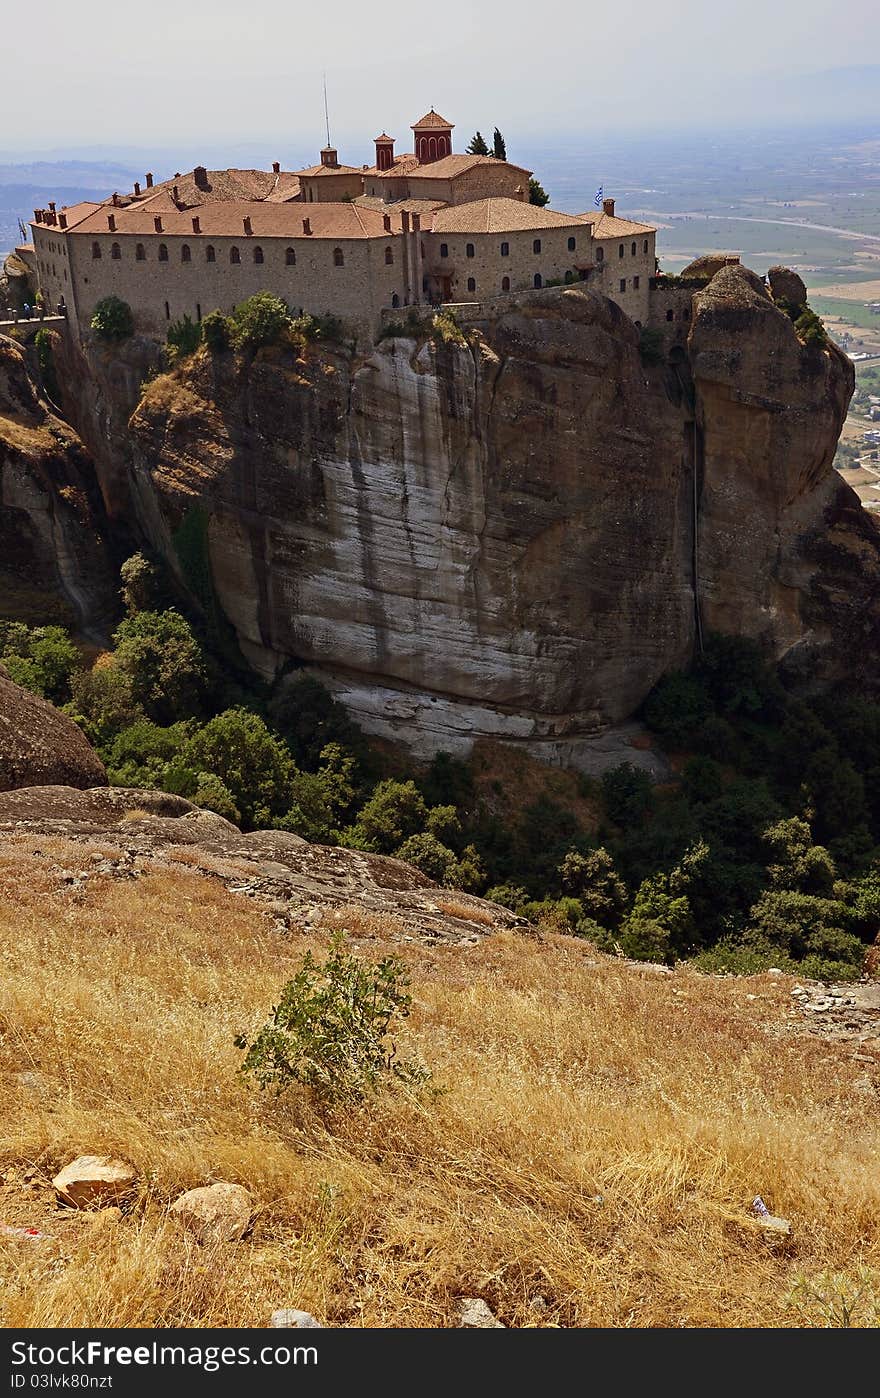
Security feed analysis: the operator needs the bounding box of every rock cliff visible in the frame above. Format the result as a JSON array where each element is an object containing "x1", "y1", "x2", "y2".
[{"x1": 3, "y1": 265, "x2": 876, "y2": 763}]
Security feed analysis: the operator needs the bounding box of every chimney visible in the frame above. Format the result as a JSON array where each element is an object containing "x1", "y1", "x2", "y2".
[
  {"x1": 133, "y1": 180, "x2": 141, "y2": 196},
  {"x1": 243, "y1": 216, "x2": 252, "y2": 235},
  {"x1": 34, "y1": 209, "x2": 41, "y2": 222},
  {"x1": 48, "y1": 201, "x2": 56, "y2": 213},
  {"x1": 59, "y1": 213, "x2": 67, "y2": 229},
  {"x1": 193, "y1": 166, "x2": 209, "y2": 190},
  {"x1": 172, "y1": 184, "x2": 180, "y2": 204},
  {"x1": 145, "y1": 172, "x2": 153, "y2": 188},
  {"x1": 272, "y1": 161, "x2": 280, "y2": 174},
  {"x1": 154, "y1": 215, "x2": 163, "y2": 232},
  {"x1": 411, "y1": 212, "x2": 421, "y2": 232},
  {"x1": 400, "y1": 211, "x2": 411, "y2": 233},
  {"x1": 320, "y1": 146, "x2": 338, "y2": 168},
  {"x1": 602, "y1": 197, "x2": 615, "y2": 217},
  {"x1": 302, "y1": 217, "x2": 312, "y2": 235},
  {"x1": 112, "y1": 191, "x2": 119, "y2": 206},
  {"x1": 383, "y1": 212, "x2": 391, "y2": 232},
  {"x1": 107, "y1": 213, "x2": 116, "y2": 231},
  {"x1": 192, "y1": 216, "x2": 201, "y2": 234}
]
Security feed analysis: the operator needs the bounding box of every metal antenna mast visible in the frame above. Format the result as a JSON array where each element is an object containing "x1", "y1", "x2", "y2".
[{"x1": 323, "y1": 72, "x2": 331, "y2": 147}]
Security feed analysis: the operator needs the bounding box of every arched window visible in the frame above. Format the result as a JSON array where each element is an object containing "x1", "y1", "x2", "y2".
[
  {"x1": 91, "y1": 241, "x2": 101, "y2": 259},
  {"x1": 534, "y1": 273, "x2": 542, "y2": 288},
  {"x1": 596, "y1": 246, "x2": 604, "y2": 263},
  {"x1": 391, "y1": 292, "x2": 400, "y2": 308},
  {"x1": 533, "y1": 238, "x2": 541, "y2": 254},
  {"x1": 500, "y1": 241, "x2": 509, "y2": 257},
  {"x1": 467, "y1": 276, "x2": 476, "y2": 293},
  {"x1": 501, "y1": 275, "x2": 510, "y2": 292},
  {"x1": 631, "y1": 241, "x2": 637, "y2": 256},
  {"x1": 285, "y1": 247, "x2": 296, "y2": 265},
  {"x1": 429, "y1": 136, "x2": 437, "y2": 160},
  {"x1": 385, "y1": 246, "x2": 393, "y2": 265},
  {"x1": 158, "y1": 243, "x2": 168, "y2": 262},
  {"x1": 618, "y1": 244, "x2": 624, "y2": 259},
  {"x1": 333, "y1": 247, "x2": 344, "y2": 266},
  {"x1": 206, "y1": 245, "x2": 216, "y2": 263},
  {"x1": 567, "y1": 236, "x2": 576, "y2": 251},
  {"x1": 181, "y1": 244, "x2": 191, "y2": 262},
  {"x1": 136, "y1": 243, "x2": 146, "y2": 261},
  {"x1": 643, "y1": 239, "x2": 649, "y2": 254},
  {"x1": 230, "y1": 246, "x2": 240, "y2": 264},
  {"x1": 466, "y1": 243, "x2": 475, "y2": 258},
  {"x1": 666, "y1": 308, "x2": 674, "y2": 322},
  {"x1": 564, "y1": 269, "x2": 573, "y2": 282},
  {"x1": 440, "y1": 243, "x2": 449, "y2": 259},
  {"x1": 253, "y1": 246, "x2": 264, "y2": 264},
  {"x1": 111, "y1": 242, "x2": 121, "y2": 260}
]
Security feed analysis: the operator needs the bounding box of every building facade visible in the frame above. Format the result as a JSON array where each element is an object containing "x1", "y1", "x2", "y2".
[{"x1": 29, "y1": 109, "x2": 657, "y2": 344}]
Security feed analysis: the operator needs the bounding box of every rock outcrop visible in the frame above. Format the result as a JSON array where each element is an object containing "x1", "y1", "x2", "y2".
[
  {"x1": 0, "y1": 664, "x2": 108, "y2": 792},
  {"x1": 3, "y1": 264, "x2": 874, "y2": 764},
  {"x1": 0, "y1": 334, "x2": 117, "y2": 631}
]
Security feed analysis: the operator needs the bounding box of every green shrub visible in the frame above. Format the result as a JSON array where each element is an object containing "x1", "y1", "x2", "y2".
[
  {"x1": 201, "y1": 310, "x2": 231, "y2": 352},
  {"x1": 0, "y1": 622, "x2": 80, "y2": 704},
  {"x1": 431, "y1": 309, "x2": 467, "y2": 346},
  {"x1": 235, "y1": 935, "x2": 431, "y2": 1104},
  {"x1": 643, "y1": 671, "x2": 713, "y2": 748},
  {"x1": 35, "y1": 327, "x2": 61, "y2": 401},
  {"x1": 602, "y1": 763, "x2": 654, "y2": 829},
  {"x1": 90, "y1": 295, "x2": 133, "y2": 342},
  {"x1": 558, "y1": 847, "x2": 628, "y2": 927},
  {"x1": 67, "y1": 664, "x2": 144, "y2": 747},
  {"x1": 191, "y1": 771, "x2": 241, "y2": 824},
  {"x1": 486, "y1": 884, "x2": 530, "y2": 914},
  {"x1": 794, "y1": 307, "x2": 828, "y2": 348},
  {"x1": 119, "y1": 552, "x2": 162, "y2": 615},
  {"x1": 528, "y1": 176, "x2": 550, "y2": 207},
  {"x1": 166, "y1": 313, "x2": 201, "y2": 364},
  {"x1": 230, "y1": 292, "x2": 291, "y2": 351},
  {"x1": 395, "y1": 831, "x2": 459, "y2": 883},
  {"x1": 343, "y1": 779, "x2": 427, "y2": 854}
]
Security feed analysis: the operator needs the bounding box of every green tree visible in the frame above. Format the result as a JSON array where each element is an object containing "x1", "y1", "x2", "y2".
[
  {"x1": 466, "y1": 132, "x2": 490, "y2": 155},
  {"x1": 201, "y1": 309, "x2": 231, "y2": 353},
  {"x1": 182, "y1": 708, "x2": 296, "y2": 829},
  {"x1": 112, "y1": 609, "x2": 208, "y2": 724},
  {"x1": 602, "y1": 763, "x2": 653, "y2": 829},
  {"x1": 343, "y1": 778, "x2": 428, "y2": 854},
  {"x1": 119, "y1": 552, "x2": 161, "y2": 615},
  {"x1": 492, "y1": 128, "x2": 507, "y2": 160},
  {"x1": 67, "y1": 663, "x2": 145, "y2": 748},
  {"x1": 230, "y1": 292, "x2": 291, "y2": 351},
  {"x1": 0, "y1": 623, "x2": 80, "y2": 704},
  {"x1": 762, "y1": 817, "x2": 836, "y2": 895},
  {"x1": 395, "y1": 831, "x2": 460, "y2": 884},
  {"x1": 90, "y1": 295, "x2": 134, "y2": 342},
  {"x1": 559, "y1": 847, "x2": 628, "y2": 928},
  {"x1": 528, "y1": 176, "x2": 550, "y2": 207}
]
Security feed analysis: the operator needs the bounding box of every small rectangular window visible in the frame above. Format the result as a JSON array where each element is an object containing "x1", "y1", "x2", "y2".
[
  {"x1": 440, "y1": 243, "x2": 448, "y2": 258},
  {"x1": 619, "y1": 279, "x2": 626, "y2": 292},
  {"x1": 633, "y1": 276, "x2": 640, "y2": 290}
]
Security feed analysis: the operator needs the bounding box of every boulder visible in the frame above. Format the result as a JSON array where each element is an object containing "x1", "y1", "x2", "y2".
[
  {"x1": 52, "y1": 1155, "x2": 136, "y2": 1208},
  {"x1": 679, "y1": 252, "x2": 741, "y2": 281},
  {"x1": 767, "y1": 265, "x2": 807, "y2": 308},
  {"x1": 169, "y1": 1182, "x2": 253, "y2": 1243},
  {"x1": 0, "y1": 665, "x2": 107, "y2": 793}
]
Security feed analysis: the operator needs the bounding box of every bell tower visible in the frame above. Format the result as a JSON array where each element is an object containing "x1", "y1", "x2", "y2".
[
  {"x1": 374, "y1": 133, "x2": 395, "y2": 171},
  {"x1": 411, "y1": 109, "x2": 454, "y2": 164}
]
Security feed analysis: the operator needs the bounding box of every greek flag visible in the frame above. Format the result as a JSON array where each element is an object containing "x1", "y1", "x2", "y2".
[{"x1": 594, "y1": 185, "x2": 603, "y2": 208}]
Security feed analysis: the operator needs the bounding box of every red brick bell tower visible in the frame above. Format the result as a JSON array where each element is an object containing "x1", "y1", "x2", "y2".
[
  {"x1": 374, "y1": 133, "x2": 395, "y2": 171},
  {"x1": 411, "y1": 109, "x2": 454, "y2": 164}
]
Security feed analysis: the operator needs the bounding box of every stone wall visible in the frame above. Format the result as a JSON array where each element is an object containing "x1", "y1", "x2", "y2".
[
  {"x1": 589, "y1": 232, "x2": 655, "y2": 323},
  {"x1": 32, "y1": 225, "x2": 71, "y2": 313},
  {"x1": 424, "y1": 225, "x2": 588, "y2": 302},
  {"x1": 64, "y1": 230, "x2": 409, "y2": 343}
]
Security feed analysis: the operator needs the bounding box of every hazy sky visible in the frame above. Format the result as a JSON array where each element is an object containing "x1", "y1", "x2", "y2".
[{"x1": 3, "y1": 0, "x2": 877, "y2": 157}]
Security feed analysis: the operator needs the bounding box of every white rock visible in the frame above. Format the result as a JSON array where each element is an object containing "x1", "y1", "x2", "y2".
[
  {"x1": 759, "y1": 1214, "x2": 792, "y2": 1236},
  {"x1": 270, "y1": 1310, "x2": 323, "y2": 1328},
  {"x1": 52, "y1": 1155, "x2": 136, "y2": 1209},
  {"x1": 455, "y1": 1297, "x2": 505, "y2": 1328},
  {"x1": 169, "y1": 1182, "x2": 253, "y2": 1243}
]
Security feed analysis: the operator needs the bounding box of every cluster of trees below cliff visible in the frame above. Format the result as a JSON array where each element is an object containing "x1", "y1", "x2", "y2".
[{"x1": 3, "y1": 551, "x2": 880, "y2": 982}]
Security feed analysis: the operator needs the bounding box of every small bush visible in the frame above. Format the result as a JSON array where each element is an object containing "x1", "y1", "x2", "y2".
[
  {"x1": 35, "y1": 327, "x2": 61, "y2": 400},
  {"x1": 91, "y1": 295, "x2": 133, "y2": 342},
  {"x1": 166, "y1": 314, "x2": 201, "y2": 364},
  {"x1": 230, "y1": 292, "x2": 291, "y2": 351},
  {"x1": 794, "y1": 307, "x2": 828, "y2": 349},
  {"x1": 235, "y1": 935, "x2": 432, "y2": 1104},
  {"x1": 431, "y1": 309, "x2": 467, "y2": 347}
]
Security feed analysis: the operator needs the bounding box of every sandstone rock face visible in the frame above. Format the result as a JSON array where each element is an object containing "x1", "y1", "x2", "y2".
[
  {"x1": 170, "y1": 1182, "x2": 253, "y2": 1242},
  {"x1": 0, "y1": 335, "x2": 117, "y2": 632},
  {"x1": 48, "y1": 272, "x2": 877, "y2": 760},
  {"x1": 0, "y1": 664, "x2": 108, "y2": 792},
  {"x1": 52, "y1": 1155, "x2": 136, "y2": 1208},
  {"x1": 767, "y1": 265, "x2": 807, "y2": 307}
]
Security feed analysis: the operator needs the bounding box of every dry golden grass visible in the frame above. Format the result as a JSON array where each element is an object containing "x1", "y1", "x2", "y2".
[
  {"x1": 435, "y1": 899, "x2": 496, "y2": 926},
  {"x1": 1, "y1": 835, "x2": 879, "y2": 1328}
]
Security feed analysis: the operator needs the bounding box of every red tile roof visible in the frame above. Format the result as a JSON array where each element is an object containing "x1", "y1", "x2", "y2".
[
  {"x1": 63, "y1": 200, "x2": 404, "y2": 241},
  {"x1": 411, "y1": 109, "x2": 454, "y2": 129},
  {"x1": 431, "y1": 198, "x2": 587, "y2": 234},
  {"x1": 295, "y1": 163, "x2": 363, "y2": 178},
  {"x1": 376, "y1": 153, "x2": 531, "y2": 182}
]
